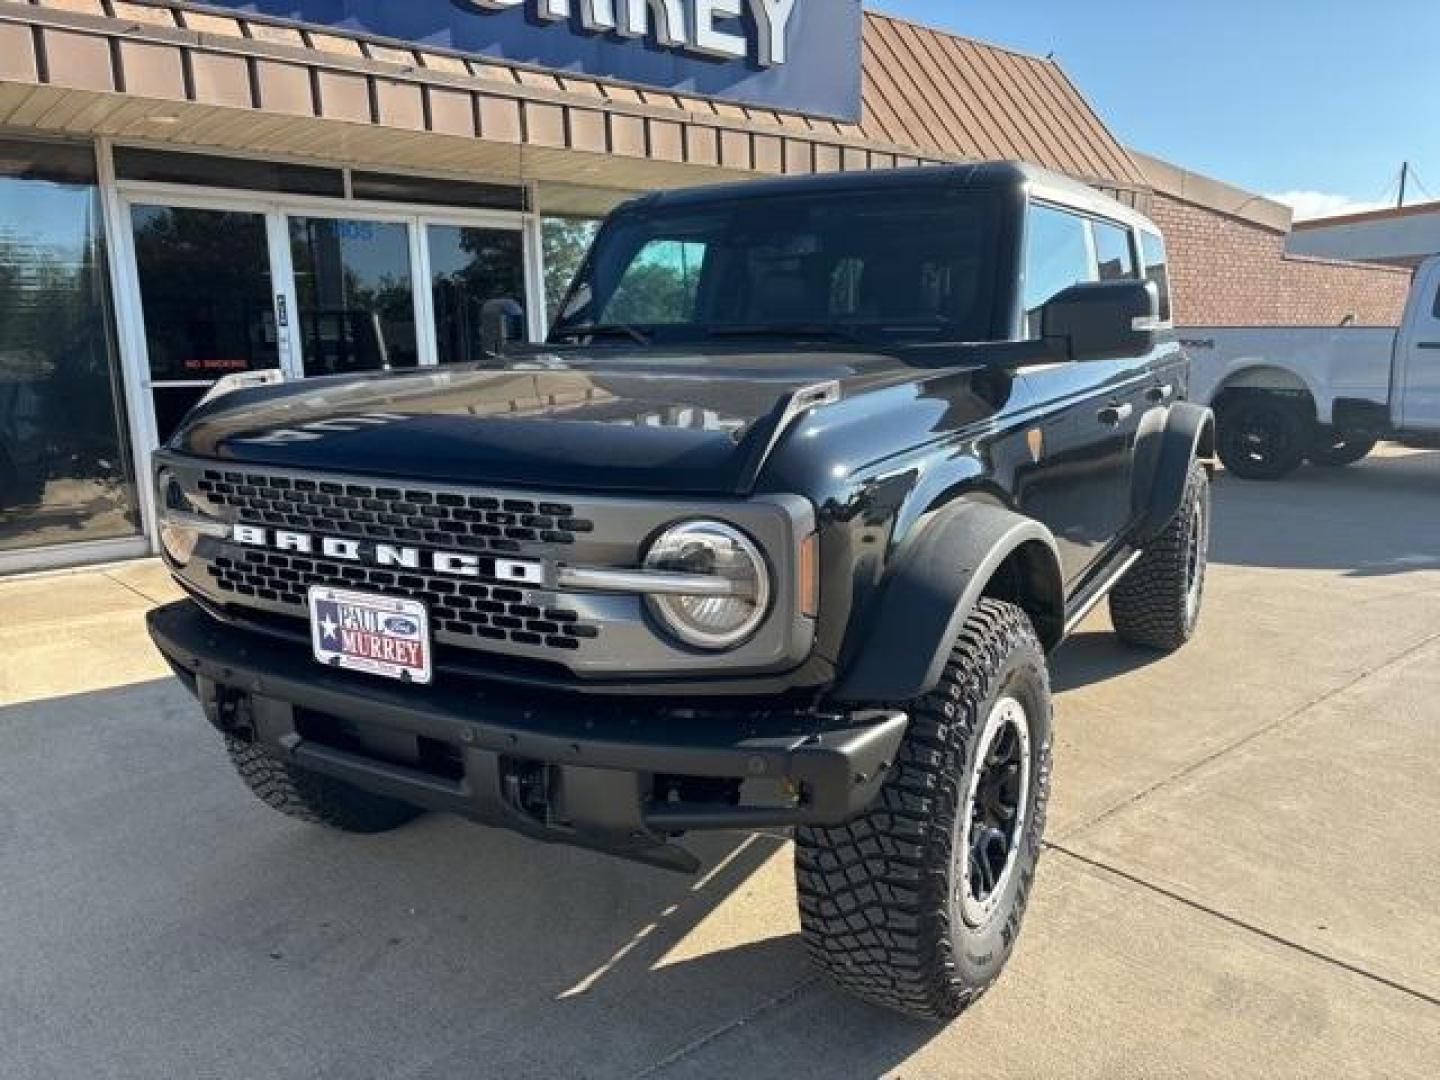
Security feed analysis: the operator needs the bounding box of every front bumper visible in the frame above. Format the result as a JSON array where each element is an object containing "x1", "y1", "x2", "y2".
[{"x1": 148, "y1": 601, "x2": 906, "y2": 873}]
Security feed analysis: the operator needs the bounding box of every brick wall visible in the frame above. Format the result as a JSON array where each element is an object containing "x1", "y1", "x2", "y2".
[{"x1": 1149, "y1": 193, "x2": 1413, "y2": 327}]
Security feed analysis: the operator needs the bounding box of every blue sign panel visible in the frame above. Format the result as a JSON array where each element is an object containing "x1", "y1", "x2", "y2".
[{"x1": 205, "y1": 1, "x2": 863, "y2": 121}]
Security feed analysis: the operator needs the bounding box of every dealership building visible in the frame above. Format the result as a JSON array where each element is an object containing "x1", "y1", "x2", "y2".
[{"x1": 0, "y1": 0, "x2": 1410, "y2": 573}]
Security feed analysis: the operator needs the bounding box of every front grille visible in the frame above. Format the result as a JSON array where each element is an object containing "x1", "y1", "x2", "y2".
[
  {"x1": 190, "y1": 466, "x2": 607, "y2": 659},
  {"x1": 197, "y1": 469, "x2": 594, "y2": 555},
  {"x1": 163, "y1": 453, "x2": 810, "y2": 681},
  {"x1": 210, "y1": 549, "x2": 600, "y2": 652}
]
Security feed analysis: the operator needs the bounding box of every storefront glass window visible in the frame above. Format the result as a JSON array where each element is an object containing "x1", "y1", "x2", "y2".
[
  {"x1": 116, "y1": 148, "x2": 344, "y2": 198},
  {"x1": 0, "y1": 140, "x2": 140, "y2": 553},
  {"x1": 427, "y1": 225, "x2": 526, "y2": 365}
]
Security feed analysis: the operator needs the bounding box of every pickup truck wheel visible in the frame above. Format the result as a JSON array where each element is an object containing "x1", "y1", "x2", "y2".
[
  {"x1": 795, "y1": 599, "x2": 1052, "y2": 1020},
  {"x1": 1306, "y1": 428, "x2": 1378, "y2": 468},
  {"x1": 225, "y1": 736, "x2": 425, "y2": 834},
  {"x1": 1110, "y1": 461, "x2": 1210, "y2": 653},
  {"x1": 1216, "y1": 395, "x2": 1309, "y2": 480}
]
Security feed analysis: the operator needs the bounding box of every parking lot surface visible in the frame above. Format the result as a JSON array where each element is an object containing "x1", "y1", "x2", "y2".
[{"x1": 2, "y1": 447, "x2": 1438, "y2": 1079}]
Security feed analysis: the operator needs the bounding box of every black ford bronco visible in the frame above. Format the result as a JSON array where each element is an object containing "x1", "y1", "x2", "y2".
[{"x1": 147, "y1": 163, "x2": 1214, "y2": 1020}]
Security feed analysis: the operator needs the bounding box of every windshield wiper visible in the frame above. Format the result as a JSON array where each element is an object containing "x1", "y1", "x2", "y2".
[
  {"x1": 555, "y1": 323, "x2": 651, "y2": 346},
  {"x1": 705, "y1": 324, "x2": 872, "y2": 345}
]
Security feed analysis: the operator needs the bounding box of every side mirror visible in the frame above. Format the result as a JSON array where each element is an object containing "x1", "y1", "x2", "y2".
[
  {"x1": 480, "y1": 298, "x2": 527, "y2": 359},
  {"x1": 1042, "y1": 280, "x2": 1162, "y2": 362}
]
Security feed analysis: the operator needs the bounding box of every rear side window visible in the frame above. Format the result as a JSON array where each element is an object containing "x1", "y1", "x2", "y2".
[
  {"x1": 1092, "y1": 220, "x2": 1137, "y2": 282},
  {"x1": 1023, "y1": 205, "x2": 1095, "y2": 336},
  {"x1": 1140, "y1": 230, "x2": 1173, "y2": 322}
]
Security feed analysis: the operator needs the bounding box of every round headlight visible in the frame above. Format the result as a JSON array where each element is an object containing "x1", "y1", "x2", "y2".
[{"x1": 643, "y1": 521, "x2": 771, "y2": 650}]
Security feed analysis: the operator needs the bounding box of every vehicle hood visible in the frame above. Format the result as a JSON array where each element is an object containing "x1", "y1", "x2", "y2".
[{"x1": 169, "y1": 350, "x2": 917, "y2": 495}]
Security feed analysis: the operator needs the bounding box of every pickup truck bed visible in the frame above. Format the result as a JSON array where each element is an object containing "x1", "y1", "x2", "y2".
[
  {"x1": 1179, "y1": 254, "x2": 1440, "y2": 479},
  {"x1": 1183, "y1": 325, "x2": 1397, "y2": 426}
]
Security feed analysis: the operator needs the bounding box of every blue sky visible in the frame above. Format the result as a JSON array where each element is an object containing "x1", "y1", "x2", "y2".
[{"x1": 871, "y1": 0, "x2": 1438, "y2": 218}]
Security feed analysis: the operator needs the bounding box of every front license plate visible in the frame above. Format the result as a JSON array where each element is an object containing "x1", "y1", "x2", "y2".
[{"x1": 309, "y1": 586, "x2": 432, "y2": 685}]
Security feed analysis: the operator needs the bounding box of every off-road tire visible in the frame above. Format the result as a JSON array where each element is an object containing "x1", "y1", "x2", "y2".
[
  {"x1": 1110, "y1": 460, "x2": 1210, "y2": 652},
  {"x1": 225, "y1": 736, "x2": 425, "y2": 834},
  {"x1": 1216, "y1": 394, "x2": 1310, "y2": 481},
  {"x1": 1306, "y1": 427, "x2": 1377, "y2": 468},
  {"x1": 795, "y1": 599, "x2": 1052, "y2": 1020}
]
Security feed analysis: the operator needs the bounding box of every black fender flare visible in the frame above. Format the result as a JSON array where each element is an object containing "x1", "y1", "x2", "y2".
[
  {"x1": 1133, "y1": 401, "x2": 1215, "y2": 542},
  {"x1": 833, "y1": 501, "x2": 1063, "y2": 703}
]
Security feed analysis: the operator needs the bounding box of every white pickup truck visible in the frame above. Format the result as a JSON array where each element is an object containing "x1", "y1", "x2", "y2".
[{"x1": 1182, "y1": 254, "x2": 1440, "y2": 479}]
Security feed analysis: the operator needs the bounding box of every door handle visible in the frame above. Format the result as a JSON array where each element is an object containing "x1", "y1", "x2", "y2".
[
  {"x1": 1146, "y1": 383, "x2": 1175, "y2": 404},
  {"x1": 1418, "y1": 342, "x2": 1440, "y2": 350},
  {"x1": 1097, "y1": 403, "x2": 1134, "y2": 427}
]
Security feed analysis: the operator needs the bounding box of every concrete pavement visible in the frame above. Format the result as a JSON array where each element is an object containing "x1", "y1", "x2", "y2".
[
  {"x1": 1, "y1": 446, "x2": 1437, "y2": 1078},
  {"x1": 0, "y1": 558, "x2": 182, "y2": 706}
]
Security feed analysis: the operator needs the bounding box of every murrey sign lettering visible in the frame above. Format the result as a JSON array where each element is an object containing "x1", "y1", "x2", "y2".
[
  {"x1": 204, "y1": 1, "x2": 862, "y2": 120},
  {"x1": 460, "y1": 1, "x2": 798, "y2": 66}
]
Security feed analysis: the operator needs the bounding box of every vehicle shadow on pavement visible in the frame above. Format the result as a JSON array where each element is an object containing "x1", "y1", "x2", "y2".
[
  {"x1": 568, "y1": 936, "x2": 947, "y2": 1079},
  {"x1": 379, "y1": 826, "x2": 946, "y2": 1079},
  {"x1": 226, "y1": 822, "x2": 945, "y2": 1080},
  {"x1": 1050, "y1": 630, "x2": 1163, "y2": 693},
  {"x1": 1209, "y1": 449, "x2": 1440, "y2": 577},
  {"x1": 0, "y1": 678, "x2": 944, "y2": 1079}
]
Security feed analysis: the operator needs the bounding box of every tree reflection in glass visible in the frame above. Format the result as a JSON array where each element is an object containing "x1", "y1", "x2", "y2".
[
  {"x1": 428, "y1": 225, "x2": 526, "y2": 366},
  {"x1": 0, "y1": 154, "x2": 139, "y2": 552}
]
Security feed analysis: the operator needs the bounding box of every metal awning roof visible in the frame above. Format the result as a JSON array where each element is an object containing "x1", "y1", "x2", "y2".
[{"x1": 859, "y1": 12, "x2": 1142, "y2": 187}]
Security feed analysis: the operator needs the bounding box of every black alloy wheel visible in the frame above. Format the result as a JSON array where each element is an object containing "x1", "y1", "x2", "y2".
[
  {"x1": 1216, "y1": 395, "x2": 1309, "y2": 480},
  {"x1": 1306, "y1": 427, "x2": 1378, "y2": 468}
]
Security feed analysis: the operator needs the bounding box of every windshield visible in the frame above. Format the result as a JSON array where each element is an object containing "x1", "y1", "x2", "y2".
[{"x1": 549, "y1": 188, "x2": 1008, "y2": 348}]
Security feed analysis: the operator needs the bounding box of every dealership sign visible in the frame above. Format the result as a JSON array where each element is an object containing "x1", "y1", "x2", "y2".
[{"x1": 206, "y1": 0, "x2": 863, "y2": 120}]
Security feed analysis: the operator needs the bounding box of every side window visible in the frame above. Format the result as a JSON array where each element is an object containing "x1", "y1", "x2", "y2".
[
  {"x1": 603, "y1": 239, "x2": 707, "y2": 325},
  {"x1": 1023, "y1": 205, "x2": 1095, "y2": 336},
  {"x1": 1140, "y1": 230, "x2": 1173, "y2": 323},
  {"x1": 1092, "y1": 220, "x2": 1138, "y2": 282}
]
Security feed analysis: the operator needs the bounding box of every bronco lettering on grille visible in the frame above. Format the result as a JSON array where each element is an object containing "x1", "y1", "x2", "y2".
[{"x1": 231, "y1": 524, "x2": 544, "y2": 585}]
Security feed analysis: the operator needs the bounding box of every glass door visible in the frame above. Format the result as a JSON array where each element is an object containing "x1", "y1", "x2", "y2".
[
  {"x1": 127, "y1": 202, "x2": 284, "y2": 442},
  {"x1": 115, "y1": 188, "x2": 537, "y2": 571},
  {"x1": 286, "y1": 214, "x2": 420, "y2": 377},
  {"x1": 282, "y1": 214, "x2": 529, "y2": 374},
  {"x1": 122, "y1": 197, "x2": 534, "y2": 453},
  {"x1": 425, "y1": 222, "x2": 527, "y2": 366}
]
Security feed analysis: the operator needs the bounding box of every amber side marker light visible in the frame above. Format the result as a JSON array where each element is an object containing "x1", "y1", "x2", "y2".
[{"x1": 798, "y1": 533, "x2": 820, "y2": 618}]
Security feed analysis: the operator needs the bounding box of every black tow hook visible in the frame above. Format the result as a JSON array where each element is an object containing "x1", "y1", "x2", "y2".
[{"x1": 201, "y1": 680, "x2": 255, "y2": 742}]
